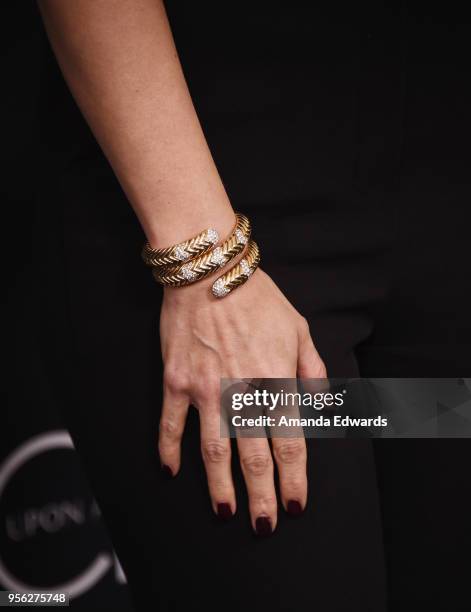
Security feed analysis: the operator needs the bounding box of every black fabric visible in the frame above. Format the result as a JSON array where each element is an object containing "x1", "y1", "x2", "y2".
[{"x1": 34, "y1": 2, "x2": 470, "y2": 611}]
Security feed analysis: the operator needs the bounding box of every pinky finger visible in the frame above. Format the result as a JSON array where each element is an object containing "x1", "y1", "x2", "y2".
[{"x1": 158, "y1": 388, "x2": 189, "y2": 476}]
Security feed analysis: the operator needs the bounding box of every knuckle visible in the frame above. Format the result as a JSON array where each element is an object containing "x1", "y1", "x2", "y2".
[
  {"x1": 274, "y1": 440, "x2": 305, "y2": 465},
  {"x1": 163, "y1": 366, "x2": 188, "y2": 394},
  {"x1": 283, "y1": 474, "x2": 306, "y2": 493},
  {"x1": 210, "y1": 477, "x2": 229, "y2": 492},
  {"x1": 252, "y1": 493, "x2": 278, "y2": 508},
  {"x1": 242, "y1": 453, "x2": 272, "y2": 477},
  {"x1": 159, "y1": 418, "x2": 181, "y2": 442},
  {"x1": 209, "y1": 478, "x2": 233, "y2": 498},
  {"x1": 202, "y1": 440, "x2": 230, "y2": 464}
]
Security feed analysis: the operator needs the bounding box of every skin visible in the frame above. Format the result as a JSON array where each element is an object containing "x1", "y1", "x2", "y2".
[{"x1": 38, "y1": 0, "x2": 326, "y2": 534}]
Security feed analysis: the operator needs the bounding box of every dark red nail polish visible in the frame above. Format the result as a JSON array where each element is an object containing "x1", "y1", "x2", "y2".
[
  {"x1": 255, "y1": 516, "x2": 272, "y2": 537},
  {"x1": 161, "y1": 464, "x2": 173, "y2": 478},
  {"x1": 287, "y1": 500, "x2": 303, "y2": 517},
  {"x1": 217, "y1": 503, "x2": 233, "y2": 521}
]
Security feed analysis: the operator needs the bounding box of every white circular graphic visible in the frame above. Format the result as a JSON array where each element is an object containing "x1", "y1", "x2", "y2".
[{"x1": 0, "y1": 431, "x2": 114, "y2": 598}]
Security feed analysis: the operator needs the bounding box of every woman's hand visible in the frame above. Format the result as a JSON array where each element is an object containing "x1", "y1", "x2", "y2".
[
  {"x1": 158, "y1": 267, "x2": 326, "y2": 535},
  {"x1": 38, "y1": 0, "x2": 326, "y2": 536}
]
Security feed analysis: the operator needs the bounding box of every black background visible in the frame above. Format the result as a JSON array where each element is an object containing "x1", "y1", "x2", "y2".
[
  {"x1": 2, "y1": 3, "x2": 133, "y2": 609},
  {"x1": 3, "y1": 2, "x2": 471, "y2": 611}
]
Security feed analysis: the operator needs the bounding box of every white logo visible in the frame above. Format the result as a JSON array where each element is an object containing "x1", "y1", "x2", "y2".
[{"x1": 0, "y1": 431, "x2": 125, "y2": 598}]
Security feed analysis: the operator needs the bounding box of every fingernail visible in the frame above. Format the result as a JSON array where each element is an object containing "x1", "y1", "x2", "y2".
[
  {"x1": 255, "y1": 516, "x2": 272, "y2": 537},
  {"x1": 217, "y1": 503, "x2": 233, "y2": 521},
  {"x1": 287, "y1": 500, "x2": 303, "y2": 517},
  {"x1": 161, "y1": 464, "x2": 173, "y2": 479}
]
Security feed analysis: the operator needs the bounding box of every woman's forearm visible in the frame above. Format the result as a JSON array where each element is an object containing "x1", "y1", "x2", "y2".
[
  {"x1": 38, "y1": 0, "x2": 235, "y2": 247},
  {"x1": 38, "y1": 0, "x2": 324, "y2": 533}
]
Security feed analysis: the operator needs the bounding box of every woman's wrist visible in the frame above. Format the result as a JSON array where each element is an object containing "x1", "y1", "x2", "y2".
[
  {"x1": 144, "y1": 197, "x2": 236, "y2": 251},
  {"x1": 162, "y1": 249, "x2": 254, "y2": 304},
  {"x1": 148, "y1": 211, "x2": 259, "y2": 299}
]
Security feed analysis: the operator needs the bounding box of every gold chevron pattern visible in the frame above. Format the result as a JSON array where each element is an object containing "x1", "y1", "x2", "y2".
[
  {"x1": 212, "y1": 240, "x2": 260, "y2": 298},
  {"x1": 141, "y1": 225, "x2": 221, "y2": 268},
  {"x1": 152, "y1": 213, "x2": 251, "y2": 287}
]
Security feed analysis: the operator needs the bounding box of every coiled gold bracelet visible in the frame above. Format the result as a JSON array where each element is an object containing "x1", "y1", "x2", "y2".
[
  {"x1": 143, "y1": 212, "x2": 260, "y2": 297},
  {"x1": 152, "y1": 213, "x2": 251, "y2": 287}
]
